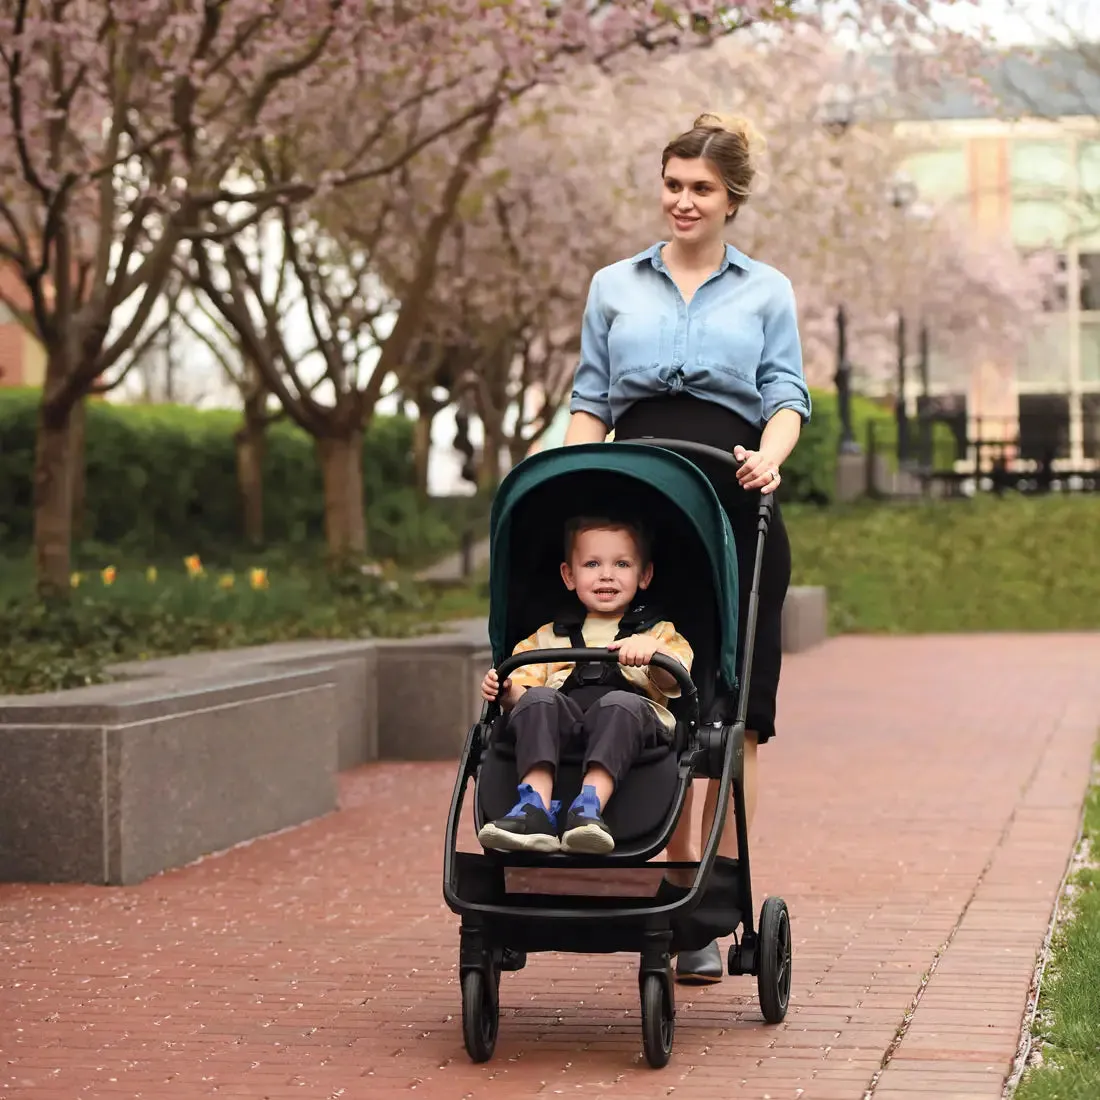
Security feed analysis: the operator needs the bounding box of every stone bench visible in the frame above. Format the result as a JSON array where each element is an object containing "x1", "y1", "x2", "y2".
[{"x1": 0, "y1": 666, "x2": 340, "y2": 886}]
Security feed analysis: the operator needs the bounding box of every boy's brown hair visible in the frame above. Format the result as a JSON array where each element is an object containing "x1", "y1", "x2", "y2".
[{"x1": 563, "y1": 516, "x2": 652, "y2": 567}]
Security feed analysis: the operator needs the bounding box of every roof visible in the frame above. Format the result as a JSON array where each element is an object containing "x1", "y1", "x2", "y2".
[{"x1": 888, "y1": 45, "x2": 1100, "y2": 122}]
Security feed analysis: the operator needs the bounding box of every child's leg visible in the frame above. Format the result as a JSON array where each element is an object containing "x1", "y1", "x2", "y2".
[
  {"x1": 477, "y1": 687, "x2": 582, "y2": 853},
  {"x1": 561, "y1": 691, "x2": 659, "y2": 855}
]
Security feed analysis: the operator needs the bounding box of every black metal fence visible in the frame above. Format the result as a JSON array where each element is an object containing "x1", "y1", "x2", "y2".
[{"x1": 866, "y1": 408, "x2": 1100, "y2": 496}]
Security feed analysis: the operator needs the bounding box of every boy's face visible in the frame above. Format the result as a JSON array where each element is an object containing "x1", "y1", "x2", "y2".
[{"x1": 560, "y1": 526, "x2": 653, "y2": 618}]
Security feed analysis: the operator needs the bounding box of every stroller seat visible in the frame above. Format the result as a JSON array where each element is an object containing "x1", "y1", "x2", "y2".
[{"x1": 476, "y1": 724, "x2": 680, "y2": 854}]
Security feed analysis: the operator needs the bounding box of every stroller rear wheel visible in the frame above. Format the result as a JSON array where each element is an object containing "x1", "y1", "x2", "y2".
[
  {"x1": 461, "y1": 969, "x2": 499, "y2": 1062},
  {"x1": 640, "y1": 973, "x2": 675, "y2": 1068},
  {"x1": 757, "y1": 896, "x2": 792, "y2": 1024}
]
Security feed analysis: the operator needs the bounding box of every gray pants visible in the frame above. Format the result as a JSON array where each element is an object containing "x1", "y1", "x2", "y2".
[{"x1": 507, "y1": 686, "x2": 661, "y2": 789}]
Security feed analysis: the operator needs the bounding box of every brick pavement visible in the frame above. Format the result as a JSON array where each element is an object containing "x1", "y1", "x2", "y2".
[{"x1": 2, "y1": 635, "x2": 1099, "y2": 1100}]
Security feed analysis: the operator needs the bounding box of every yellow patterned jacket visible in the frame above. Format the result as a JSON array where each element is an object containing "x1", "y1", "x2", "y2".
[{"x1": 507, "y1": 615, "x2": 693, "y2": 734}]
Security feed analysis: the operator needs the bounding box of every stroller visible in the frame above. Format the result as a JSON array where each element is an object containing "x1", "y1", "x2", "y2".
[{"x1": 442, "y1": 439, "x2": 792, "y2": 1068}]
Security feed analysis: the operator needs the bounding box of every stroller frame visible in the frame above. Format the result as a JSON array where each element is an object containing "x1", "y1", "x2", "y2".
[{"x1": 442, "y1": 439, "x2": 793, "y2": 1067}]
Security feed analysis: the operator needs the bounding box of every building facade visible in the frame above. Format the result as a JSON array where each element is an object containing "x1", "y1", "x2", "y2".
[{"x1": 898, "y1": 48, "x2": 1100, "y2": 466}]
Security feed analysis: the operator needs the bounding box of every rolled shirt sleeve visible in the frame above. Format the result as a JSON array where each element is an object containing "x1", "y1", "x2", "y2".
[
  {"x1": 757, "y1": 277, "x2": 812, "y2": 424},
  {"x1": 646, "y1": 620, "x2": 694, "y2": 699},
  {"x1": 569, "y1": 273, "x2": 614, "y2": 427},
  {"x1": 506, "y1": 630, "x2": 551, "y2": 691}
]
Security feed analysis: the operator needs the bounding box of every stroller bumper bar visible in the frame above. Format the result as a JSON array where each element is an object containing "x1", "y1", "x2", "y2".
[{"x1": 483, "y1": 648, "x2": 698, "y2": 727}]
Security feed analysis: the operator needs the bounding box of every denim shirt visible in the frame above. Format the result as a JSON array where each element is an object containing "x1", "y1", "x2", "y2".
[{"x1": 570, "y1": 242, "x2": 811, "y2": 429}]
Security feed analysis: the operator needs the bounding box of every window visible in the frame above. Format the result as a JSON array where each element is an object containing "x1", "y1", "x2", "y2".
[
  {"x1": 905, "y1": 147, "x2": 968, "y2": 203},
  {"x1": 1081, "y1": 318, "x2": 1100, "y2": 383},
  {"x1": 1083, "y1": 393, "x2": 1100, "y2": 461},
  {"x1": 1018, "y1": 314, "x2": 1070, "y2": 384},
  {"x1": 1011, "y1": 141, "x2": 1072, "y2": 248},
  {"x1": 1018, "y1": 394, "x2": 1070, "y2": 461},
  {"x1": 1080, "y1": 252, "x2": 1100, "y2": 312},
  {"x1": 1011, "y1": 140, "x2": 1071, "y2": 196}
]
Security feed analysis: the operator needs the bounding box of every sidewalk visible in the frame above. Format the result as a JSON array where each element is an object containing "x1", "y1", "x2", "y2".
[{"x1": 1, "y1": 634, "x2": 1098, "y2": 1100}]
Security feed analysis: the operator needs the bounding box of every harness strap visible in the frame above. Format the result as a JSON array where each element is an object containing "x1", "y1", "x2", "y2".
[{"x1": 552, "y1": 600, "x2": 664, "y2": 699}]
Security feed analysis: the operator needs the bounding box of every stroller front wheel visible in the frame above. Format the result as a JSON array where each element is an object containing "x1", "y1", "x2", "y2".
[
  {"x1": 461, "y1": 969, "x2": 499, "y2": 1062},
  {"x1": 640, "y1": 973, "x2": 675, "y2": 1068}
]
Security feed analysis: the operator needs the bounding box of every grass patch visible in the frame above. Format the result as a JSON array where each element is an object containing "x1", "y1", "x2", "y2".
[
  {"x1": 1015, "y1": 744, "x2": 1100, "y2": 1100},
  {"x1": 786, "y1": 495, "x2": 1100, "y2": 634}
]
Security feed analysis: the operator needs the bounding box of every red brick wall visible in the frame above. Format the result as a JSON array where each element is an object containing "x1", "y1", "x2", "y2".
[
  {"x1": 0, "y1": 261, "x2": 34, "y2": 386},
  {"x1": 0, "y1": 321, "x2": 26, "y2": 385}
]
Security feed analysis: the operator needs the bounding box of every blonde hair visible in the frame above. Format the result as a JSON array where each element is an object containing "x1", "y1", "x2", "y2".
[{"x1": 662, "y1": 113, "x2": 766, "y2": 221}]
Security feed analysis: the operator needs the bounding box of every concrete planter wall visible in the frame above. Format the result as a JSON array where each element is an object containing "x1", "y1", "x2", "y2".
[{"x1": 0, "y1": 592, "x2": 825, "y2": 886}]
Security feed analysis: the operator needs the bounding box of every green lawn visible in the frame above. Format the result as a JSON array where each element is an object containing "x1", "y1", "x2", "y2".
[
  {"x1": 786, "y1": 495, "x2": 1100, "y2": 634},
  {"x1": 1015, "y1": 745, "x2": 1100, "y2": 1100}
]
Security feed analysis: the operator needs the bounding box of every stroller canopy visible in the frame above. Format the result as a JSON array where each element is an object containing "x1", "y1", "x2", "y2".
[{"x1": 487, "y1": 443, "x2": 741, "y2": 692}]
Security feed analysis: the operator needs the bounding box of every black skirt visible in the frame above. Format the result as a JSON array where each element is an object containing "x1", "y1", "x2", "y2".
[{"x1": 614, "y1": 395, "x2": 791, "y2": 742}]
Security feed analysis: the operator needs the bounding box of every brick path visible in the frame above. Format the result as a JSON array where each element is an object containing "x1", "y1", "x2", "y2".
[{"x1": 2, "y1": 635, "x2": 1099, "y2": 1100}]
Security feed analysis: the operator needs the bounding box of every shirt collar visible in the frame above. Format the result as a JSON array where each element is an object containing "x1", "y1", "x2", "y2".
[{"x1": 631, "y1": 241, "x2": 752, "y2": 273}]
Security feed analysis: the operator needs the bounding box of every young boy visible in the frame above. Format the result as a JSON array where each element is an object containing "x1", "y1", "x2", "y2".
[{"x1": 478, "y1": 515, "x2": 693, "y2": 856}]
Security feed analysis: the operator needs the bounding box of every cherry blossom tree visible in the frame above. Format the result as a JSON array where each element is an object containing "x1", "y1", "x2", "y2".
[
  {"x1": 0, "y1": 0, "x2": 368, "y2": 592},
  {"x1": 177, "y1": 2, "x2": 802, "y2": 557},
  {"x1": 2, "y1": 0, "x2": 791, "y2": 588}
]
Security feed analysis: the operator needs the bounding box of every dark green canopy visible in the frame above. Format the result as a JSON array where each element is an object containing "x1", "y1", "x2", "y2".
[{"x1": 487, "y1": 443, "x2": 741, "y2": 691}]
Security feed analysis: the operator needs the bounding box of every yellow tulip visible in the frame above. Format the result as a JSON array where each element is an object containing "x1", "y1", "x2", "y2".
[
  {"x1": 249, "y1": 567, "x2": 269, "y2": 591},
  {"x1": 183, "y1": 554, "x2": 204, "y2": 578},
  {"x1": 146, "y1": 566, "x2": 158, "y2": 583},
  {"x1": 218, "y1": 573, "x2": 235, "y2": 590},
  {"x1": 70, "y1": 572, "x2": 82, "y2": 588},
  {"x1": 101, "y1": 566, "x2": 117, "y2": 586}
]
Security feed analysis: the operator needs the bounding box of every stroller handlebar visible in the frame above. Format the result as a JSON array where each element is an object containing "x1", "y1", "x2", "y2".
[
  {"x1": 485, "y1": 648, "x2": 698, "y2": 725},
  {"x1": 624, "y1": 437, "x2": 776, "y2": 517}
]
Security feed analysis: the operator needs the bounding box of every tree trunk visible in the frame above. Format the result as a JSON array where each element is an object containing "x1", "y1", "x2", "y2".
[
  {"x1": 235, "y1": 396, "x2": 266, "y2": 546},
  {"x1": 317, "y1": 432, "x2": 366, "y2": 560},
  {"x1": 413, "y1": 398, "x2": 436, "y2": 500},
  {"x1": 69, "y1": 396, "x2": 87, "y2": 541},
  {"x1": 479, "y1": 415, "x2": 504, "y2": 493},
  {"x1": 33, "y1": 388, "x2": 76, "y2": 597}
]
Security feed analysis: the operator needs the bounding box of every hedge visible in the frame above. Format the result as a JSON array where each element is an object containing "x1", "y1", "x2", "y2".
[
  {"x1": 0, "y1": 389, "x2": 461, "y2": 563},
  {"x1": 0, "y1": 387, "x2": 952, "y2": 562}
]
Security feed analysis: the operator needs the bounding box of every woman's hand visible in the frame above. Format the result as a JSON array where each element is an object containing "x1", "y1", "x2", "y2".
[{"x1": 734, "y1": 444, "x2": 783, "y2": 495}]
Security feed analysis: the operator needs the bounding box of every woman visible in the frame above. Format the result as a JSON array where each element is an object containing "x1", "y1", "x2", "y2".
[{"x1": 562, "y1": 113, "x2": 810, "y2": 984}]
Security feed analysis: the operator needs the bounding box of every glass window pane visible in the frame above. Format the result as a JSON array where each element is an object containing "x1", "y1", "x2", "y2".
[
  {"x1": 1011, "y1": 140, "x2": 1071, "y2": 195},
  {"x1": 1081, "y1": 319, "x2": 1100, "y2": 383},
  {"x1": 906, "y1": 148, "x2": 968, "y2": 201},
  {"x1": 1018, "y1": 316, "x2": 1071, "y2": 384},
  {"x1": 1012, "y1": 200, "x2": 1071, "y2": 247},
  {"x1": 1081, "y1": 254, "x2": 1100, "y2": 312},
  {"x1": 1078, "y1": 143, "x2": 1100, "y2": 247},
  {"x1": 1083, "y1": 393, "x2": 1100, "y2": 460}
]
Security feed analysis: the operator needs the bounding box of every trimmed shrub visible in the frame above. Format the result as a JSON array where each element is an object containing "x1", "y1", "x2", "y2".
[{"x1": 0, "y1": 390, "x2": 455, "y2": 562}]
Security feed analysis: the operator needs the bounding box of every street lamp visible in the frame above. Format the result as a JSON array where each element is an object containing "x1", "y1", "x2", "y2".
[
  {"x1": 818, "y1": 80, "x2": 860, "y2": 455},
  {"x1": 918, "y1": 319, "x2": 932, "y2": 469},
  {"x1": 889, "y1": 174, "x2": 918, "y2": 466}
]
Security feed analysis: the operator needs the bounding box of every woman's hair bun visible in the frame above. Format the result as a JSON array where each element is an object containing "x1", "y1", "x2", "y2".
[{"x1": 692, "y1": 113, "x2": 766, "y2": 155}]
